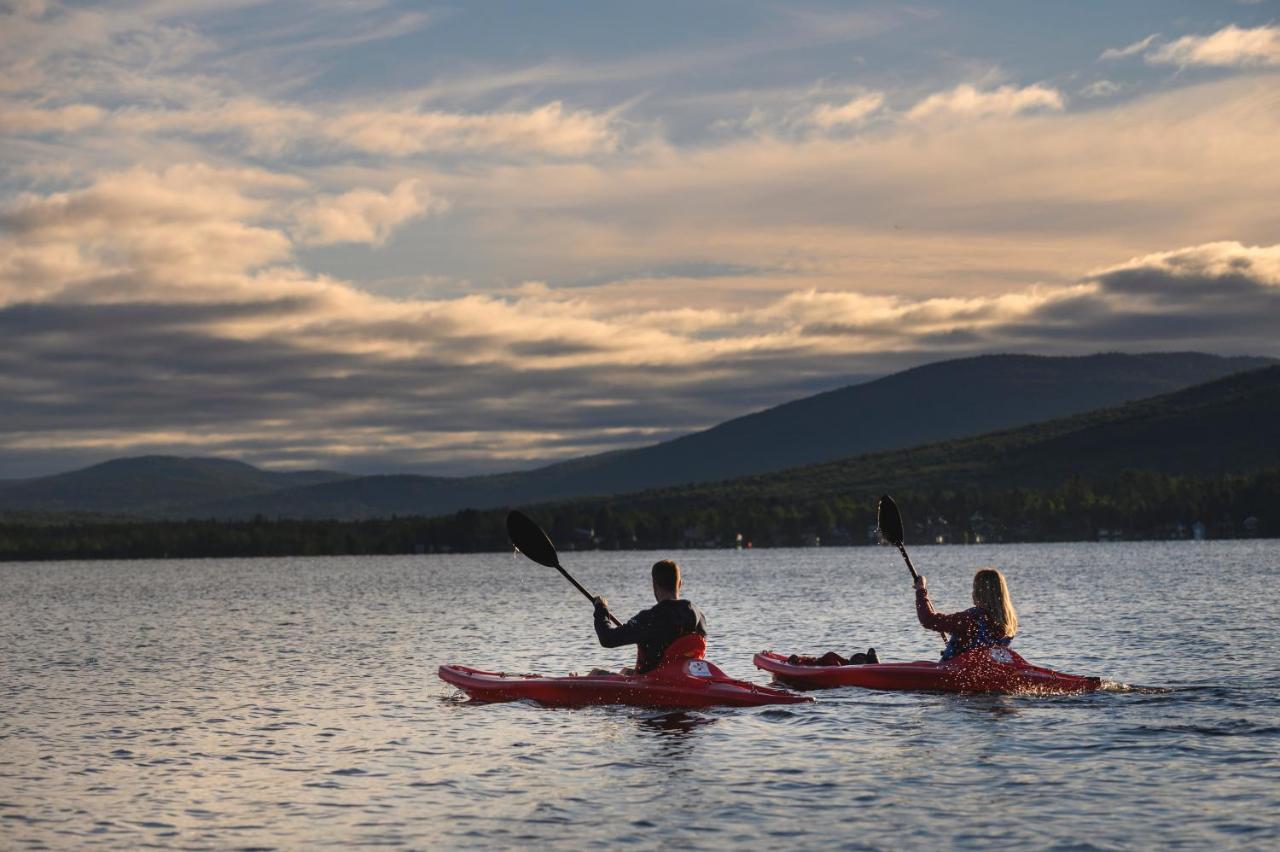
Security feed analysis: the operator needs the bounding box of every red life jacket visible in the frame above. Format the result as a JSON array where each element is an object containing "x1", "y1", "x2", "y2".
[{"x1": 658, "y1": 633, "x2": 707, "y2": 665}]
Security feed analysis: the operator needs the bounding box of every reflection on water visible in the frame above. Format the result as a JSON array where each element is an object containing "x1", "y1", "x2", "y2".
[
  {"x1": 949, "y1": 694, "x2": 1024, "y2": 719},
  {"x1": 636, "y1": 711, "x2": 717, "y2": 735},
  {"x1": 1, "y1": 540, "x2": 1278, "y2": 848}
]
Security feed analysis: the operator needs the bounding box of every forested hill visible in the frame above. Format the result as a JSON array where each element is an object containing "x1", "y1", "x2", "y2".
[
  {"x1": 566, "y1": 351, "x2": 1275, "y2": 488},
  {"x1": 471, "y1": 364, "x2": 1280, "y2": 549},
  {"x1": 185, "y1": 351, "x2": 1272, "y2": 519},
  {"x1": 639, "y1": 363, "x2": 1280, "y2": 503}
]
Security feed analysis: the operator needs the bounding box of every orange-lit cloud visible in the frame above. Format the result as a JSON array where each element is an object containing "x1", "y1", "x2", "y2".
[
  {"x1": 1147, "y1": 25, "x2": 1280, "y2": 67},
  {"x1": 906, "y1": 83, "x2": 1063, "y2": 120},
  {"x1": 2, "y1": 2, "x2": 1278, "y2": 476}
]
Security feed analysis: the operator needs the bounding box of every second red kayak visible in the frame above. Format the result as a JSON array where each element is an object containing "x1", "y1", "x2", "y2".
[{"x1": 754, "y1": 646, "x2": 1102, "y2": 694}]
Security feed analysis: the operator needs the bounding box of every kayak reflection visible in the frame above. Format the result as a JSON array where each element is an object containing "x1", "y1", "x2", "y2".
[{"x1": 635, "y1": 711, "x2": 717, "y2": 736}]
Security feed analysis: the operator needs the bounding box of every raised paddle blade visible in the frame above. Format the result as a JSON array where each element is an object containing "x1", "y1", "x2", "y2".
[
  {"x1": 506, "y1": 509, "x2": 621, "y2": 625},
  {"x1": 506, "y1": 510, "x2": 560, "y2": 568},
  {"x1": 877, "y1": 494, "x2": 904, "y2": 546}
]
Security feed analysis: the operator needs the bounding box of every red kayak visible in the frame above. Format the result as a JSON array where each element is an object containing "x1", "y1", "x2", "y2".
[
  {"x1": 754, "y1": 646, "x2": 1102, "y2": 694},
  {"x1": 441, "y1": 636, "x2": 811, "y2": 709}
]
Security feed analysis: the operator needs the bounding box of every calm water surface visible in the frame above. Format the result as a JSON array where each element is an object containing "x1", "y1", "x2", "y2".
[{"x1": 2, "y1": 541, "x2": 1278, "y2": 849}]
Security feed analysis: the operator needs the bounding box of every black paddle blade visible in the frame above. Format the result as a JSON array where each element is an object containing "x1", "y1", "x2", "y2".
[
  {"x1": 877, "y1": 494, "x2": 904, "y2": 546},
  {"x1": 506, "y1": 510, "x2": 560, "y2": 568}
]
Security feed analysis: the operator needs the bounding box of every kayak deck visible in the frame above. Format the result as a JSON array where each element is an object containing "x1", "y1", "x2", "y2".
[
  {"x1": 440, "y1": 657, "x2": 812, "y2": 709},
  {"x1": 754, "y1": 647, "x2": 1102, "y2": 694}
]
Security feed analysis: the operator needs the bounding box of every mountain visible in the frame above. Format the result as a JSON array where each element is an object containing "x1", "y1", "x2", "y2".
[
  {"x1": 0, "y1": 456, "x2": 352, "y2": 516},
  {"x1": 1, "y1": 352, "x2": 1271, "y2": 519},
  {"x1": 646, "y1": 364, "x2": 1280, "y2": 505},
  {"x1": 543, "y1": 351, "x2": 1275, "y2": 485},
  {"x1": 188, "y1": 351, "x2": 1272, "y2": 519}
]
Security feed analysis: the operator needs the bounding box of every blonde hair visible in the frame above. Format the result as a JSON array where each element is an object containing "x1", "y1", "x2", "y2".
[{"x1": 972, "y1": 568, "x2": 1018, "y2": 639}]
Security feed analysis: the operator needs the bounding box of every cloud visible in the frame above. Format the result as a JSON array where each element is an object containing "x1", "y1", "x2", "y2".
[
  {"x1": 108, "y1": 98, "x2": 317, "y2": 157},
  {"x1": 1147, "y1": 25, "x2": 1280, "y2": 67},
  {"x1": 1103, "y1": 25, "x2": 1280, "y2": 69},
  {"x1": 702, "y1": 84, "x2": 888, "y2": 137},
  {"x1": 808, "y1": 92, "x2": 885, "y2": 128},
  {"x1": 1008, "y1": 242, "x2": 1280, "y2": 345},
  {"x1": 214, "y1": 8, "x2": 436, "y2": 66},
  {"x1": 3, "y1": 164, "x2": 1277, "y2": 474},
  {"x1": 1079, "y1": 80, "x2": 1121, "y2": 98},
  {"x1": 325, "y1": 101, "x2": 619, "y2": 157},
  {"x1": 906, "y1": 83, "x2": 1064, "y2": 120},
  {"x1": 4, "y1": 1, "x2": 49, "y2": 16},
  {"x1": 441, "y1": 75, "x2": 1280, "y2": 304},
  {"x1": 0, "y1": 164, "x2": 300, "y2": 302},
  {"x1": 3, "y1": 6, "x2": 1280, "y2": 477},
  {"x1": 1099, "y1": 34, "x2": 1159, "y2": 61},
  {"x1": 7, "y1": 96, "x2": 622, "y2": 159},
  {"x1": 0, "y1": 3, "x2": 617, "y2": 163},
  {"x1": 0, "y1": 1, "x2": 219, "y2": 101},
  {"x1": 1085, "y1": 241, "x2": 1280, "y2": 297},
  {"x1": 0, "y1": 102, "x2": 104, "y2": 132},
  {"x1": 290, "y1": 180, "x2": 449, "y2": 247}
]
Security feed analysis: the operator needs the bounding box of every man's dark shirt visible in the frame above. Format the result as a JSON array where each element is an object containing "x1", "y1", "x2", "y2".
[{"x1": 594, "y1": 598, "x2": 707, "y2": 673}]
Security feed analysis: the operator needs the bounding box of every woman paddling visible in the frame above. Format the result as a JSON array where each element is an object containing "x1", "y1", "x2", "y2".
[{"x1": 914, "y1": 568, "x2": 1018, "y2": 660}]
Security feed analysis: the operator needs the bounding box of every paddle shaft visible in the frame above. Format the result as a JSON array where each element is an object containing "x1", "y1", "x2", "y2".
[
  {"x1": 554, "y1": 560, "x2": 622, "y2": 627},
  {"x1": 896, "y1": 543, "x2": 919, "y2": 581}
]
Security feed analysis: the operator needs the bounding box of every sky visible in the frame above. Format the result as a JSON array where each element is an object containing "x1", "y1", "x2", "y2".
[{"x1": 1, "y1": 1, "x2": 1278, "y2": 479}]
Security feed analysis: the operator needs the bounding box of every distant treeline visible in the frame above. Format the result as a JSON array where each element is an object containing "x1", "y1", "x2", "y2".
[{"x1": 1, "y1": 467, "x2": 1276, "y2": 561}]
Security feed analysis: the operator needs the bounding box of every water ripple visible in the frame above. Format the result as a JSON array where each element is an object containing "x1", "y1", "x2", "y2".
[{"x1": 1, "y1": 544, "x2": 1278, "y2": 849}]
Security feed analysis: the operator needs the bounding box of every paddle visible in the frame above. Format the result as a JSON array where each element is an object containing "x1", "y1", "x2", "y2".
[
  {"x1": 876, "y1": 494, "x2": 917, "y2": 581},
  {"x1": 877, "y1": 494, "x2": 945, "y2": 643},
  {"x1": 506, "y1": 510, "x2": 622, "y2": 626}
]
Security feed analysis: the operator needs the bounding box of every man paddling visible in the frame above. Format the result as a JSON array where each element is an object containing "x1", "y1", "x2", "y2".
[{"x1": 592, "y1": 559, "x2": 707, "y2": 675}]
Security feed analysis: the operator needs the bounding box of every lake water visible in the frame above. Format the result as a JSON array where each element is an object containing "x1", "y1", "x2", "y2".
[{"x1": 2, "y1": 541, "x2": 1278, "y2": 849}]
